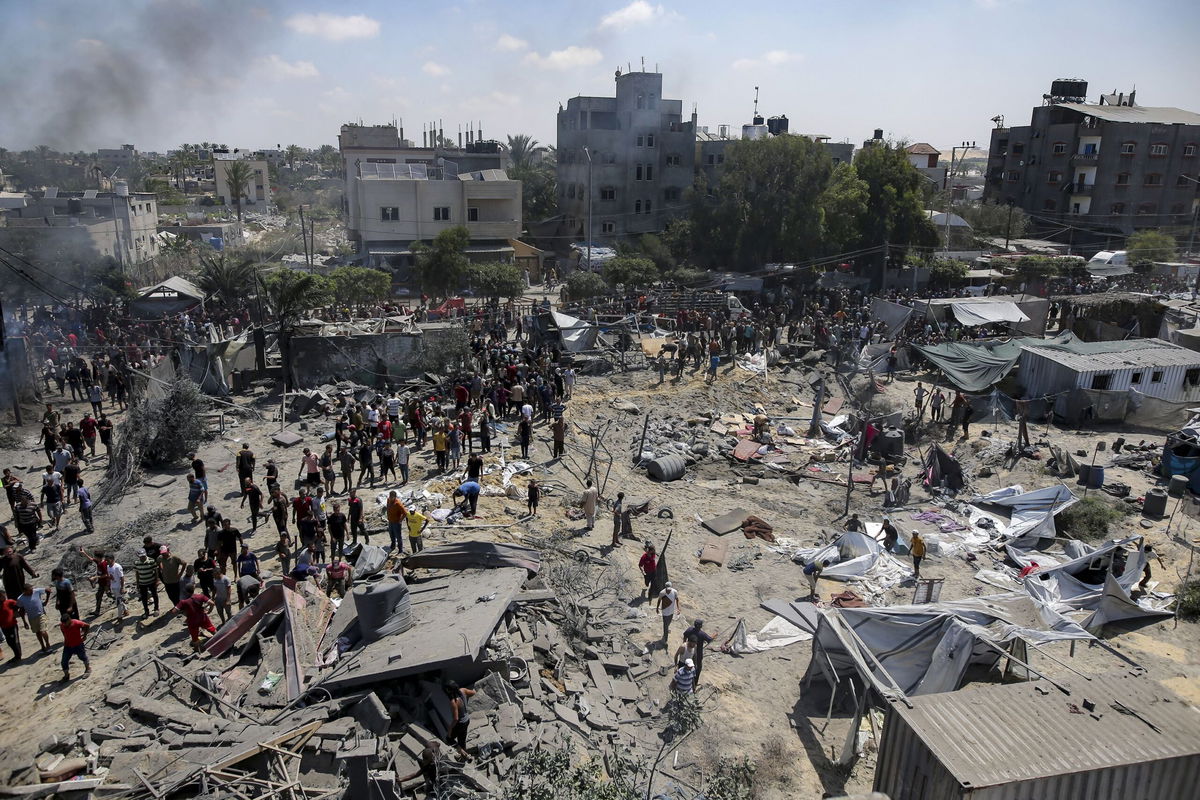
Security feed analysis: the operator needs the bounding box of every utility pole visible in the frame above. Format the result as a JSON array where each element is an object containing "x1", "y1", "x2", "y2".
[
  {"x1": 844, "y1": 415, "x2": 863, "y2": 516},
  {"x1": 1004, "y1": 200, "x2": 1015, "y2": 251},
  {"x1": 583, "y1": 147, "x2": 593, "y2": 271}
]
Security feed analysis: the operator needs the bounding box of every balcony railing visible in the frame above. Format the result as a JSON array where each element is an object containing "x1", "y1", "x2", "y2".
[
  {"x1": 1072, "y1": 152, "x2": 1099, "y2": 162},
  {"x1": 1069, "y1": 182, "x2": 1094, "y2": 195}
]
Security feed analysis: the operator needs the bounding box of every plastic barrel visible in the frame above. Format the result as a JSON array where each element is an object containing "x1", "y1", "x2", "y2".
[
  {"x1": 646, "y1": 454, "x2": 686, "y2": 482},
  {"x1": 879, "y1": 429, "x2": 904, "y2": 460},
  {"x1": 1143, "y1": 488, "x2": 1169, "y2": 517},
  {"x1": 1087, "y1": 465, "x2": 1105, "y2": 489},
  {"x1": 1169, "y1": 474, "x2": 1189, "y2": 498},
  {"x1": 1076, "y1": 464, "x2": 1091, "y2": 486}
]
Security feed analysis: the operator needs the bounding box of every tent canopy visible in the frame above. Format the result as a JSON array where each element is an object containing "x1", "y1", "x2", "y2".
[
  {"x1": 913, "y1": 339, "x2": 1025, "y2": 392},
  {"x1": 550, "y1": 309, "x2": 599, "y2": 353},
  {"x1": 970, "y1": 484, "x2": 1078, "y2": 543},
  {"x1": 950, "y1": 299, "x2": 1031, "y2": 327},
  {"x1": 137, "y1": 275, "x2": 205, "y2": 302}
]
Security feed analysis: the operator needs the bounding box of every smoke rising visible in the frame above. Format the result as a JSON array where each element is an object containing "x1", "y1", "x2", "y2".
[{"x1": 0, "y1": 0, "x2": 280, "y2": 151}]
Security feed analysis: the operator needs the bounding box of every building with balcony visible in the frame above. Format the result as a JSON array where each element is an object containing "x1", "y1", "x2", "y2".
[
  {"x1": 984, "y1": 81, "x2": 1200, "y2": 244},
  {"x1": 556, "y1": 68, "x2": 697, "y2": 245}
]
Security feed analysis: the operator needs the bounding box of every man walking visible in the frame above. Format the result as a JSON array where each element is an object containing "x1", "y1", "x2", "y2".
[
  {"x1": 910, "y1": 530, "x2": 927, "y2": 579},
  {"x1": 59, "y1": 613, "x2": 91, "y2": 681},
  {"x1": 682, "y1": 620, "x2": 715, "y2": 688},
  {"x1": 133, "y1": 552, "x2": 160, "y2": 617},
  {"x1": 581, "y1": 480, "x2": 598, "y2": 531},
  {"x1": 657, "y1": 581, "x2": 679, "y2": 643},
  {"x1": 17, "y1": 584, "x2": 52, "y2": 651},
  {"x1": 386, "y1": 491, "x2": 408, "y2": 552}
]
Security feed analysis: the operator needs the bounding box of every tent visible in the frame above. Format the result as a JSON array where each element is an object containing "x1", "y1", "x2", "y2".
[
  {"x1": 131, "y1": 276, "x2": 205, "y2": 317},
  {"x1": 870, "y1": 298, "x2": 915, "y2": 339},
  {"x1": 802, "y1": 593, "x2": 1092, "y2": 700},
  {"x1": 794, "y1": 531, "x2": 896, "y2": 580},
  {"x1": 922, "y1": 445, "x2": 965, "y2": 491},
  {"x1": 550, "y1": 309, "x2": 599, "y2": 352},
  {"x1": 949, "y1": 300, "x2": 1030, "y2": 327},
  {"x1": 1011, "y1": 535, "x2": 1174, "y2": 632},
  {"x1": 912, "y1": 340, "x2": 1025, "y2": 392},
  {"x1": 969, "y1": 484, "x2": 1078, "y2": 543}
]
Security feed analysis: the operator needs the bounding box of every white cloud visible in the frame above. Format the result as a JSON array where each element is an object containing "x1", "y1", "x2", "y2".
[
  {"x1": 599, "y1": 1, "x2": 665, "y2": 30},
  {"x1": 496, "y1": 33, "x2": 528, "y2": 52},
  {"x1": 285, "y1": 12, "x2": 380, "y2": 41},
  {"x1": 422, "y1": 61, "x2": 451, "y2": 77},
  {"x1": 731, "y1": 49, "x2": 802, "y2": 71},
  {"x1": 524, "y1": 45, "x2": 603, "y2": 71},
  {"x1": 256, "y1": 54, "x2": 320, "y2": 79}
]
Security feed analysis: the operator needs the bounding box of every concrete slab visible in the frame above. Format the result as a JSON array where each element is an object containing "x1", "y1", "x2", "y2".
[
  {"x1": 271, "y1": 430, "x2": 304, "y2": 447},
  {"x1": 142, "y1": 474, "x2": 177, "y2": 488}
]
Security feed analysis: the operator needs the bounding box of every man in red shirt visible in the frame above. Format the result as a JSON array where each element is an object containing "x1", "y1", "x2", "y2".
[
  {"x1": 59, "y1": 613, "x2": 90, "y2": 680},
  {"x1": 171, "y1": 589, "x2": 216, "y2": 652},
  {"x1": 0, "y1": 590, "x2": 21, "y2": 661},
  {"x1": 639, "y1": 543, "x2": 658, "y2": 600},
  {"x1": 79, "y1": 414, "x2": 98, "y2": 457}
]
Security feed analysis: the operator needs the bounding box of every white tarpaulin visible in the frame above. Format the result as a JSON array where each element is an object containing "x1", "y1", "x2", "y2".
[
  {"x1": 969, "y1": 484, "x2": 1078, "y2": 543},
  {"x1": 950, "y1": 300, "x2": 1031, "y2": 327},
  {"x1": 793, "y1": 531, "x2": 913, "y2": 599},
  {"x1": 551, "y1": 309, "x2": 599, "y2": 352},
  {"x1": 726, "y1": 616, "x2": 812, "y2": 654}
]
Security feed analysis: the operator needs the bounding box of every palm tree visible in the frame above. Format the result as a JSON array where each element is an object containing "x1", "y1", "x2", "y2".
[
  {"x1": 196, "y1": 252, "x2": 258, "y2": 305},
  {"x1": 506, "y1": 134, "x2": 540, "y2": 170},
  {"x1": 285, "y1": 144, "x2": 302, "y2": 171},
  {"x1": 222, "y1": 160, "x2": 253, "y2": 221},
  {"x1": 264, "y1": 269, "x2": 332, "y2": 390}
]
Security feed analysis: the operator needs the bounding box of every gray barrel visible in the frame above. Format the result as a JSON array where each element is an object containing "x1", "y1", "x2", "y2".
[
  {"x1": 878, "y1": 429, "x2": 905, "y2": 460},
  {"x1": 646, "y1": 454, "x2": 686, "y2": 482},
  {"x1": 354, "y1": 576, "x2": 413, "y2": 643},
  {"x1": 1168, "y1": 474, "x2": 1189, "y2": 498},
  {"x1": 1087, "y1": 465, "x2": 1105, "y2": 489},
  {"x1": 1143, "y1": 488, "x2": 1169, "y2": 518}
]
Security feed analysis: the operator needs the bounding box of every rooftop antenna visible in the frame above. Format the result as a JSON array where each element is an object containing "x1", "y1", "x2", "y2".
[
  {"x1": 640, "y1": 56, "x2": 645, "y2": 71},
  {"x1": 753, "y1": 86, "x2": 759, "y2": 116}
]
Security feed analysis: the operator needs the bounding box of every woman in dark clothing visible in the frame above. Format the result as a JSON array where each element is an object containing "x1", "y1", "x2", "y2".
[{"x1": 444, "y1": 682, "x2": 476, "y2": 757}]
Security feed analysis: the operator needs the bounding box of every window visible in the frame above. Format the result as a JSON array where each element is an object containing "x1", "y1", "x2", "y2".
[
  {"x1": 1072, "y1": 202, "x2": 1081, "y2": 215},
  {"x1": 645, "y1": 164, "x2": 654, "y2": 181},
  {"x1": 1047, "y1": 171, "x2": 1062, "y2": 184},
  {"x1": 636, "y1": 93, "x2": 645, "y2": 110},
  {"x1": 664, "y1": 187, "x2": 680, "y2": 202},
  {"x1": 1172, "y1": 203, "x2": 1187, "y2": 215},
  {"x1": 1188, "y1": 369, "x2": 1200, "y2": 387},
  {"x1": 1006, "y1": 170, "x2": 1019, "y2": 182},
  {"x1": 1111, "y1": 202, "x2": 1126, "y2": 214},
  {"x1": 433, "y1": 206, "x2": 450, "y2": 221},
  {"x1": 634, "y1": 199, "x2": 642, "y2": 213},
  {"x1": 600, "y1": 187, "x2": 615, "y2": 201},
  {"x1": 706, "y1": 154, "x2": 715, "y2": 165},
  {"x1": 716, "y1": 154, "x2": 724, "y2": 165},
  {"x1": 467, "y1": 207, "x2": 479, "y2": 222},
  {"x1": 648, "y1": 93, "x2": 657, "y2": 109},
  {"x1": 646, "y1": 134, "x2": 655, "y2": 148},
  {"x1": 1043, "y1": 199, "x2": 1057, "y2": 210},
  {"x1": 645, "y1": 199, "x2": 652, "y2": 214},
  {"x1": 666, "y1": 154, "x2": 681, "y2": 166},
  {"x1": 601, "y1": 221, "x2": 615, "y2": 234},
  {"x1": 567, "y1": 184, "x2": 576, "y2": 199},
  {"x1": 1185, "y1": 144, "x2": 1197, "y2": 157},
  {"x1": 1091, "y1": 374, "x2": 1112, "y2": 390},
  {"x1": 381, "y1": 206, "x2": 399, "y2": 221},
  {"x1": 1120, "y1": 142, "x2": 1136, "y2": 155},
  {"x1": 1145, "y1": 173, "x2": 1163, "y2": 186},
  {"x1": 1116, "y1": 172, "x2": 1130, "y2": 186},
  {"x1": 1150, "y1": 143, "x2": 1168, "y2": 157},
  {"x1": 1131, "y1": 372, "x2": 1143, "y2": 385},
  {"x1": 1178, "y1": 174, "x2": 1194, "y2": 187},
  {"x1": 1012, "y1": 142, "x2": 1025, "y2": 155},
  {"x1": 1052, "y1": 142, "x2": 1067, "y2": 155},
  {"x1": 636, "y1": 135, "x2": 644, "y2": 147},
  {"x1": 635, "y1": 164, "x2": 644, "y2": 180},
  {"x1": 1152, "y1": 371, "x2": 1164, "y2": 383}
]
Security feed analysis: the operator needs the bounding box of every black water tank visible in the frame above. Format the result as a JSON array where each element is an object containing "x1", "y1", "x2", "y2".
[
  {"x1": 752, "y1": 114, "x2": 765, "y2": 126},
  {"x1": 1051, "y1": 78, "x2": 1088, "y2": 99},
  {"x1": 874, "y1": 128, "x2": 884, "y2": 140}
]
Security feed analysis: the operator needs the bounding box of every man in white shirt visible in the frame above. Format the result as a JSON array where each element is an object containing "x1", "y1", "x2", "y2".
[
  {"x1": 107, "y1": 560, "x2": 126, "y2": 621},
  {"x1": 386, "y1": 394, "x2": 403, "y2": 423},
  {"x1": 396, "y1": 443, "x2": 410, "y2": 485},
  {"x1": 657, "y1": 581, "x2": 679, "y2": 643}
]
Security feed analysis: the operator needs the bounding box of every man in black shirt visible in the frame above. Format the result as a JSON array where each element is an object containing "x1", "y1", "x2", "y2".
[
  {"x1": 347, "y1": 489, "x2": 367, "y2": 544},
  {"x1": 216, "y1": 520, "x2": 242, "y2": 572},
  {"x1": 327, "y1": 503, "x2": 348, "y2": 558},
  {"x1": 190, "y1": 453, "x2": 208, "y2": 505},
  {"x1": 235, "y1": 444, "x2": 256, "y2": 488}
]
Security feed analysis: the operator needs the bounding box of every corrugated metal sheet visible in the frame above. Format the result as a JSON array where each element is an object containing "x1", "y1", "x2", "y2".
[
  {"x1": 1056, "y1": 103, "x2": 1200, "y2": 126},
  {"x1": 1022, "y1": 340, "x2": 1200, "y2": 372},
  {"x1": 874, "y1": 673, "x2": 1200, "y2": 800}
]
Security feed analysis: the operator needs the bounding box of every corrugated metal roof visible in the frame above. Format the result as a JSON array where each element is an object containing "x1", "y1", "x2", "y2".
[
  {"x1": 1057, "y1": 103, "x2": 1200, "y2": 126},
  {"x1": 1022, "y1": 337, "x2": 1200, "y2": 371},
  {"x1": 893, "y1": 673, "x2": 1200, "y2": 789}
]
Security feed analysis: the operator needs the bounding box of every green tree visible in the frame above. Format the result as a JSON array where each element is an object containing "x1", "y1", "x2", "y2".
[
  {"x1": 603, "y1": 256, "x2": 658, "y2": 288},
  {"x1": 196, "y1": 252, "x2": 259, "y2": 306},
  {"x1": 565, "y1": 270, "x2": 607, "y2": 301},
  {"x1": 506, "y1": 134, "x2": 541, "y2": 169},
  {"x1": 852, "y1": 142, "x2": 939, "y2": 275},
  {"x1": 637, "y1": 233, "x2": 675, "y2": 274},
  {"x1": 329, "y1": 265, "x2": 392, "y2": 307},
  {"x1": 470, "y1": 261, "x2": 526, "y2": 304},
  {"x1": 222, "y1": 160, "x2": 254, "y2": 221},
  {"x1": 284, "y1": 144, "x2": 303, "y2": 171},
  {"x1": 929, "y1": 257, "x2": 970, "y2": 287},
  {"x1": 1126, "y1": 229, "x2": 1177, "y2": 264},
  {"x1": 960, "y1": 200, "x2": 1030, "y2": 240},
  {"x1": 694, "y1": 135, "x2": 834, "y2": 269},
  {"x1": 660, "y1": 219, "x2": 694, "y2": 264},
  {"x1": 820, "y1": 162, "x2": 870, "y2": 255},
  {"x1": 1013, "y1": 255, "x2": 1061, "y2": 280},
  {"x1": 411, "y1": 225, "x2": 470, "y2": 300},
  {"x1": 510, "y1": 160, "x2": 557, "y2": 223},
  {"x1": 263, "y1": 268, "x2": 334, "y2": 390}
]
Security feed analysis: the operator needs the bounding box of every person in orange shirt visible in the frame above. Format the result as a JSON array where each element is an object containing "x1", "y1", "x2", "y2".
[{"x1": 386, "y1": 491, "x2": 408, "y2": 552}]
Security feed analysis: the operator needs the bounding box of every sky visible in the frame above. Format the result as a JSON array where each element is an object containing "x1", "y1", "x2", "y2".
[{"x1": 2, "y1": 0, "x2": 1199, "y2": 155}]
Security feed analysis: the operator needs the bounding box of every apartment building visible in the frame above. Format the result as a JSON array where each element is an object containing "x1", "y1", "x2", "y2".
[
  {"x1": 984, "y1": 81, "x2": 1200, "y2": 238},
  {"x1": 212, "y1": 151, "x2": 271, "y2": 209},
  {"x1": 556, "y1": 69, "x2": 696, "y2": 243},
  {"x1": 338, "y1": 123, "x2": 521, "y2": 266}
]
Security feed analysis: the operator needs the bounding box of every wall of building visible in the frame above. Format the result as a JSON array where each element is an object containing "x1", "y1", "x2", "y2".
[
  {"x1": 288, "y1": 331, "x2": 423, "y2": 388},
  {"x1": 213, "y1": 158, "x2": 271, "y2": 207}
]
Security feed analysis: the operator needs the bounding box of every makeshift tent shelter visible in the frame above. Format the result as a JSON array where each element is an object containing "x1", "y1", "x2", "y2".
[
  {"x1": 131, "y1": 276, "x2": 205, "y2": 317},
  {"x1": 922, "y1": 446, "x2": 964, "y2": 491},
  {"x1": 948, "y1": 299, "x2": 1030, "y2": 327},
  {"x1": 550, "y1": 309, "x2": 599, "y2": 352},
  {"x1": 918, "y1": 294, "x2": 1049, "y2": 336},
  {"x1": 793, "y1": 531, "x2": 908, "y2": 581},
  {"x1": 969, "y1": 484, "x2": 1078, "y2": 543},
  {"x1": 912, "y1": 340, "x2": 1025, "y2": 392},
  {"x1": 870, "y1": 298, "x2": 915, "y2": 339},
  {"x1": 1011, "y1": 535, "x2": 1174, "y2": 632}
]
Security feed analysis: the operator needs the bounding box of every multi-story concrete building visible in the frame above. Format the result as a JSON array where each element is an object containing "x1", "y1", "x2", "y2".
[
  {"x1": 984, "y1": 81, "x2": 1200, "y2": 240},
  {"x1": 556, "y1": 69, "x2": 697, "y2": 244},
  {"x1": 212, "y1": 151, "x2": 271, "y2": 210},
  {"x1": 0, "y1": 182, "x2": 159, "y2": 275},
  {"x1": 338, "y1": 123, "x2": 521, "y2": 266},
  {"x1": 96, "y1": 144, "x2": 138, "y2": 175}
]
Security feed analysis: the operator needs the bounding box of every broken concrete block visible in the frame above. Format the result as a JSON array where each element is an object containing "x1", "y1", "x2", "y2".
[
  {"x1": 142, "y1": 474, "x2": 176, "y2": 488},
  {"x1": 353, "y1": 693, "x2": 391, "y2": 736},
  {"x1": 272, "y1": 430, "x2": 303, "y2": 447}
]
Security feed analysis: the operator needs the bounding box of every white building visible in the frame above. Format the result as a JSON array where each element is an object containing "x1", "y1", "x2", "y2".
[
  {"x1": 212, "y1": 152, "x2": 271, "y2": 209},
  {"x1": 1019, "y1": 337, "x2": 1200, "y2": 402},
  {"x1": 339, "y1": 123, "x2": 520, "y2": 266}
]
